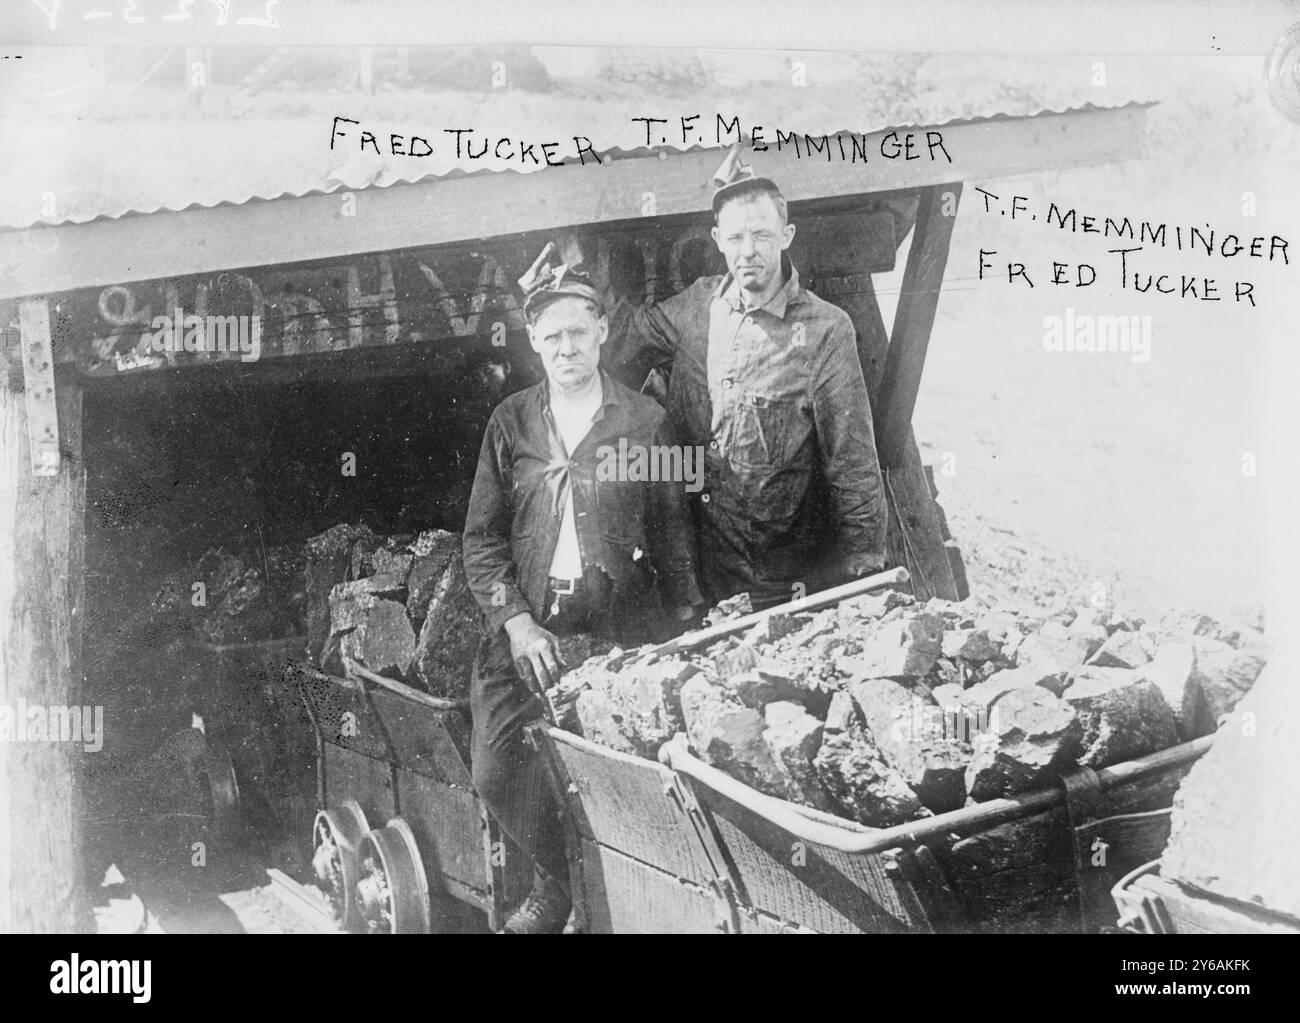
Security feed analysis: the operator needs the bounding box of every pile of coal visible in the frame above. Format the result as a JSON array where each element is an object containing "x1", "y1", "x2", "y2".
[
  {"x1": 549, "y1": 591, "x2": 1270, "y2": 829},
  {"x1": 86, "y1": 539, "x2": 305, "y2": 672},
  {"x1": 304, "y1": 522, "x2": 384, "y2": 665},
  {"x1": 311, "y1": 524, "x2": 485, "y2": 699},
  {"x1": 190, "y1": 545, "x2": 307, "y2": 645}
]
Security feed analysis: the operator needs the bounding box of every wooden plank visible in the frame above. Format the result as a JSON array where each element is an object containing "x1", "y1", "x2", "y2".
[
  {"x1": 875, "y1": 184, "x2": 962, "y2": 467},
  {"x1": 835, "y1": 271, "x2": 957, "y2": 600},
  {"x1": 77, "y1": 335, "x2": 495, "y2": 395},
  {"x1": 946, "y1": 541, "x2": 971, "y2": 600},
  {"x1": 881, "y1": 430, "x2": 959, "y2": 600},
  {"x1": 0, "y1": 107, "x2": 1149, "y2": 301},
  {"x1": 1073, "y1": 808, "x2": 1174, "y2": 932},
  {"x1": 17, "y1": 300, "x2": 60, "y2": 475},
  {"x1": 878, "y1": 192, "x2": 920, "y2": 252},
  {"x1": 393, "y1": 771, "x2": 486, "y2": 899},
  {"x1": 542, "y1": 728, "x2": 712, "y2": 887},
  {"x1": 577, "y1": 839, "x2": 723, "y2": 935},
  {"x1": 0, "y1": 368, "x2": 86, "y2": 931},
  {"x1": 367, "y1": 688, "x2": 473, "y2": 789},
  {"x1": 833, "y1": 276, "x2": 892, "y2": 401},
  {"x1": 322, "y1": 744, "x2": 395, "y2": 827},
  {"x1": 52, "y1": 208, "x2": 891, "y2": 381}
]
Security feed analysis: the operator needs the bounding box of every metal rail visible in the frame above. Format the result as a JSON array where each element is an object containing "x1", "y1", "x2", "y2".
[
  {"x1": 346, "y1": 663, "x2": 470, "y2": 713},
  {"x1": 264, "y1": 868, "x2": 345, "y2": 935},
  {"x1": 659, "y1": 734, "x2": 1214, "y2": 856},
  {"x1": 608, "y1": 566, "x2": 910, "y2": 670}
]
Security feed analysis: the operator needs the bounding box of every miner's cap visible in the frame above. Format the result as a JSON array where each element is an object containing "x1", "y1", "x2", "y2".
[
  {"x1": 523, "y1": 265, "x2": 606, "y2": 320},
  {"x1": 711, "y1": 174, "x2": 784, "y2": 218}
]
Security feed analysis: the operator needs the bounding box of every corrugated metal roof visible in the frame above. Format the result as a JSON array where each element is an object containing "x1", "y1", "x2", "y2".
[{"x1": 1, "y1": 59, "x2": 1159, "y2": 230}]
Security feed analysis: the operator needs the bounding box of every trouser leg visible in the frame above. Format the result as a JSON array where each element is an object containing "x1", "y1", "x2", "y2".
[{"x1": 469, "y1": 628, "x2": 569, "y2": 884}]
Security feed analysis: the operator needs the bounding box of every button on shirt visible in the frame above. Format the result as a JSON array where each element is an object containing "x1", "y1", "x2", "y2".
[
  {"x1": 606, "y1": 259, "x2": 887, "y2": 605},
  {"x1": 463, "y1": 371, "x2": 704, "y2": 638},
  {"x1": 707, "y1": 273, "x2": 793, "y2": 451}
]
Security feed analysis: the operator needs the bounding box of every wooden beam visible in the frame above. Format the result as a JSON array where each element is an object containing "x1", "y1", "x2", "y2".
[
  {"x1": 0, "y1": 357, "x2": 87, "y2": 932},
  {"x1": 838, "y1": 259, "x2": 958, "y2": 601},
  {"x1": 0, "y1": 106, "x2": 1149, "y2": 301},
  {"x1": 874, "y1": 184, "x2": 962, "y2": 468},
  {"x1": 77, "y1": 334, "x2": 497, "y2": 395},
  {"x1": 833, "y1": 275, "x2": 891, "y2": 401},
  {"x1": 51, "y1": 207, "x2": 891, "y2": 382},
  {"x1": 18, "y1": 299, "x2": 59, "y2": 475},
  {"x1": 878, "y1": 192, "x2": 920, "y2": 252},
  {"x1": 881, "y1": 442, "x2": 960, "y2": 601}
]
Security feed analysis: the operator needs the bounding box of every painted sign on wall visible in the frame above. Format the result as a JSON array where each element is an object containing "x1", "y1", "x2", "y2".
[{"x1": 51, "y1": 207, "x2": 896, "y2": 377}]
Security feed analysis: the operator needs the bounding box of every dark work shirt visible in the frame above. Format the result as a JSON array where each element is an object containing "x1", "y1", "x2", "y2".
[
  {"x1": 607, "y1": 259, "x2": 887, "y2": 606},
  {"x1": 463, "y1": 371, "x2": 704, "y2": 639}
]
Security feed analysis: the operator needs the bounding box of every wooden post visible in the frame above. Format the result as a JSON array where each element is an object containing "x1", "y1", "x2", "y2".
[
  {"x1": 836, "y1": 276, "x2": 891, "y2": 402},
  {"x1": 837, "y1": 211, "x2": 960, "y2": 602},
  {"x1": 874, "y1": 183, "x2": 962, "y2": 469},
  {"x1": 0, "y1": 299, "x2": 87, "y2": 932}
]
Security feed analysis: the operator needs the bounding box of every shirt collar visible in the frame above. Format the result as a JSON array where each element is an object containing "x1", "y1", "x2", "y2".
[
  {"x1": 537, "y1": 368, "x2": 620, "y2": 418},
  {"x1": 714, "y1": 255, "x2": 801, "y2": 318}
]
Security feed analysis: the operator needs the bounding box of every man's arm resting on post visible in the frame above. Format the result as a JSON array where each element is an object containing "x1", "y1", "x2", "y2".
[
  {"x1": 604, "y1": 296, "x2": 677, "y2": 379},
  {"x1": 599, "y1": 272, "x2": 714, "y2": 385},
  {"x1": 462, "y1": 416, "x2": 566, "y2": 689},
  {"x1": 812, "y1": 318, "x2": 889, "y2": 578}
]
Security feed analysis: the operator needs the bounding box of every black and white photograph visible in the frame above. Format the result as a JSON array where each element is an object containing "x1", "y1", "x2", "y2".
[{"x1": 0, "y1": 0, "x2": 1296, "y2": 992}]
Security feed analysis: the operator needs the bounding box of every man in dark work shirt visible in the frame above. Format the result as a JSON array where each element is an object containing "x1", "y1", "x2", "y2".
[
  {"x1": 600, "y1": 174, "x2": 889, "y2": 608},
  {"x1": 462, "y1": 266, "x2": 703, "y2": 933}
]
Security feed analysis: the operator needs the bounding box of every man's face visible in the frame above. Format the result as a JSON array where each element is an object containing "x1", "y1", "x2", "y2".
[
  {"x1": 712, "y1": 194, "x2": 796, "y2": 299},
  {"x1": 528, "y1": 296, "x2": 607, "y2": 393}
]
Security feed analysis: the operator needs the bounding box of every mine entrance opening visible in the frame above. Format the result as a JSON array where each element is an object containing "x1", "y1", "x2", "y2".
[{"x1": 77, "y1": 351, "x2": 507, "y2": 883}]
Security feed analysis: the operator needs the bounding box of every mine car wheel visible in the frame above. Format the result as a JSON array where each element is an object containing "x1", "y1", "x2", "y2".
[
  {"x1": 355, "y1": 818, "x2": 431, "y2": 934},
  {"x1": 311, "y1": 798, "x2": 370, "y2": 932}
]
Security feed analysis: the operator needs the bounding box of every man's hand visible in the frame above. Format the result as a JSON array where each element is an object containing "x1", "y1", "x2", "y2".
[
  {"x1": 569, "y1": 235, "x2": 612, "y2": 297},
  {"x1": 517, "y1": 242, "x2": 558, "y2": 296},
  {"x1": 667, "y1": 602, "x2": 708, "y2": 634},
  {"x1": 843, "y1": 555, "x2": 887, "y2": 579},
  {"x1": 519, "y1": 234, "x2": 612, "y2": 298},
  {"x1": 504, "y1": 612, "x2": 566, "y2": 692}
]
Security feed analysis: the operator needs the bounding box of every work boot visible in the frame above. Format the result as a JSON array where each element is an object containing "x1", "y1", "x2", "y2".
[{"x1": 501, "y1": 872, "x2": 571, "y2": 935}]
